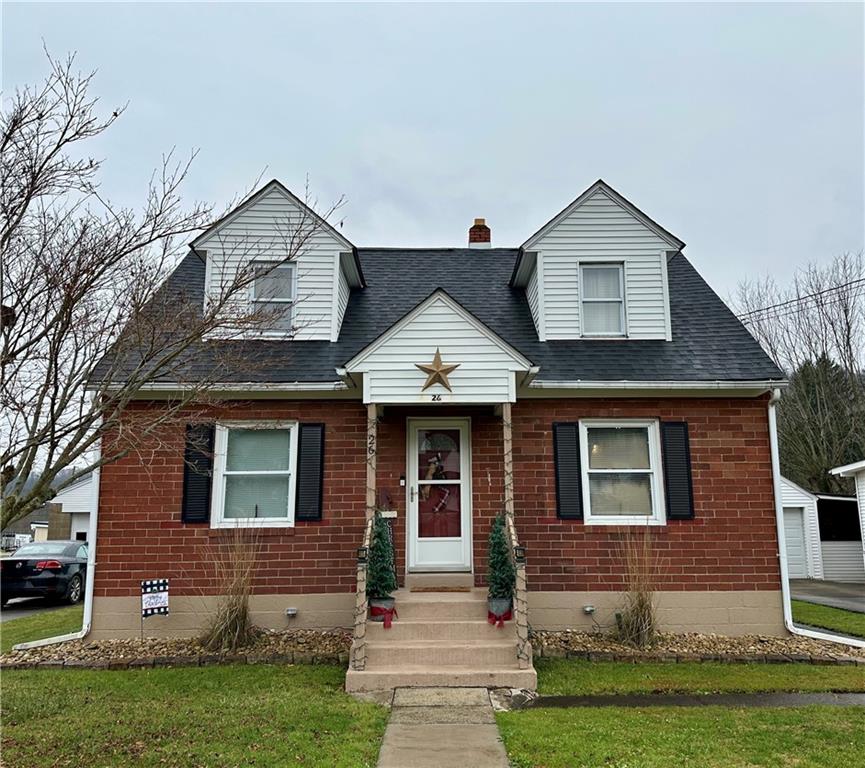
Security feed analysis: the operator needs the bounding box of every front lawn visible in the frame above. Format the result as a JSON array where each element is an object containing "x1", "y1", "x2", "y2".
[
  {"x1": 1, "y1": 664, "x2": 387, "y2": 768},
  {"x1": 0, "y1": 604, "x2": 84, "y2": 653},
  {"x1": 792, "y1": 599, "x2": 865, "y2": 639},
  {"x1": 536, "y1": 658, "x2": 865, "y2": 695},
  {"x1": 497, "y1": 706, "x2": 865, "y2": 768}
]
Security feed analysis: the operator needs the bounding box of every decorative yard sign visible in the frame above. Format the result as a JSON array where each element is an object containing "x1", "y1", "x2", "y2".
[{"x1": 141, "y1": 579, "x2": 169, "y2": 617}]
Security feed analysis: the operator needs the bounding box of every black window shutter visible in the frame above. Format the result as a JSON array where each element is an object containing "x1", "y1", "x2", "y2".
[
  {"x1": 181, "y1": 424, "x2": 214, "y2": 524},
  {"x1": 295, "y1": 423, "x2": 325, "y2": 521},
  {"x1": 553, "y1": 422, "x2": 583, "y2": 519},
  {"x1": 661, "y1": 421, "x2": 695, "y2": 520}
]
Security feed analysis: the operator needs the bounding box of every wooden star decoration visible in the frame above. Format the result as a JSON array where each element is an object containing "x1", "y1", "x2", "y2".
[{"x1": 415, "y1": 347, "x2": 460, "y2": 392}]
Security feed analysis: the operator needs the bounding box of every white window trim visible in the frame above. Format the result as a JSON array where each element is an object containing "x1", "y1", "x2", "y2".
[
  {"x1": 249, "y1": 261, "x2": 298, "y2": 335},
  {"x1": 579, "y1": 418, "x2": 666, "y2": 526},
  {"x1": 210, "y1": 420, "x2": 299, "y2": 528},
  {"x1": 579, "y1": 262, "x2": 627, "y2": 338}
]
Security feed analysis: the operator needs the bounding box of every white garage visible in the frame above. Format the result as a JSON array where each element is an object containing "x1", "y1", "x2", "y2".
[{"x1": 780, "y1": 477, "x2": 822, "y2": 579}]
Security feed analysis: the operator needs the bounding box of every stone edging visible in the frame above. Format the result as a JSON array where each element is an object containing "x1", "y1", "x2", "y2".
[
  {"x1": 534, "y1": 647, "x2": 865, "y2": 666},
  {"x1": 0, "y1": 651, "x2": 350, "y2": 671}
]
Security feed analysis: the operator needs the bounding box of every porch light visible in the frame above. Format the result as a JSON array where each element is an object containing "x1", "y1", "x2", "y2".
[
  {"x1": 356, "y1": 546, "x2": 368, "y2": 563},
  {"x1": 513, "y1": 545, "x2": 527, "y2": 563}
]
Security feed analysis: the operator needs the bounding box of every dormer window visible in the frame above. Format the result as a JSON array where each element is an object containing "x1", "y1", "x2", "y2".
[
  {"x1": 252, "y1": 261, "x2": 296, "y2": 332},
  {"x1": 580, "y1": 263, "x2": 625, "y2": 337}
]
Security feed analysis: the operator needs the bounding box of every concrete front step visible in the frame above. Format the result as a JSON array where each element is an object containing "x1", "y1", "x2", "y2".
[
  {"x1": 366, "y1": 639, "x2": 517, "y2": 668},
  {"x1": 368, "y1": 619, "x2": 516, "y2": 643},
  {"x1": 391, "y1": 589, "x2": 487, "y2": 621},
  {"x1": 405, "y1": 572, "x2": 475, "y2": 590},
  {"x1": 345, "y1": 665, "x2": 537, "y2": 692}
]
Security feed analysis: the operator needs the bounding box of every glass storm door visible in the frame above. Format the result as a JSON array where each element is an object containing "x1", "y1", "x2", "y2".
[{"x1": 408, "y1": 419, "x2": 472, "y2": 571}]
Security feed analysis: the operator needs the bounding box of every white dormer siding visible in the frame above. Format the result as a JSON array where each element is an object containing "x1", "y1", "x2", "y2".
[
  {"x1": 520, "y1": 182, "x2": 681, "y2": 342},
  {"x1": 195, "y1": 182, "x2": 355, "y2": 342}
]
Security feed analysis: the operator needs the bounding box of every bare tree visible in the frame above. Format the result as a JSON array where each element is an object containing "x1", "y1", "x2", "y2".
[
  {"x1": 734, "y1": 253, "x2": 865, "y2": 493},
  {"x1": 1, "y1": 52, "x2": 342, "y2": 527}
]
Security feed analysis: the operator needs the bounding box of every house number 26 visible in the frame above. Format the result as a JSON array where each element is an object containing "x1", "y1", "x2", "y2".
[{"x1": 431, "y1": 394, "x2": 442, "y2": 402}]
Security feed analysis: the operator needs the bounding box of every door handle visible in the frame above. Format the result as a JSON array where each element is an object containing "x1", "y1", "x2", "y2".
[{"x1": 410, "y1": 486, "x2": 416, "y2": 502}]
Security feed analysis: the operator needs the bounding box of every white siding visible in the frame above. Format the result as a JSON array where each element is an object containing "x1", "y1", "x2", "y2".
[
  {"x1": 349, "y1": 294, "x2": 529, "y2": 404},
  {"x1": 780, "y1": 477, "x2": 823, "y2": 579},
  {"x1": 54, "y1": 476, "x2": 93, "y2": 516},
  {"x1": 531, "y1": 188, "x2": 671, "y2": 340},
  {"x1": 526, "y1": 261, "x2": 541, "y2": 336},
  {"x1": 200, "y1": 186, "x2": 345, "y2": 342},
  {"x1": 337, "y1": 262, "x2": 351, "y2": 332},
  {"x1": 820, "y1": 542, "x2": 865, "y2": 582}
]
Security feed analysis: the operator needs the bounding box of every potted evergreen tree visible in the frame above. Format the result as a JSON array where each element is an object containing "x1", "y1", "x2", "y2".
[
  {"x1": 367, "y1": 512, "x2": 398, "y2": 627},
  {"x1": 487, "y1": 514, "x2": 515, "y2": 627}
]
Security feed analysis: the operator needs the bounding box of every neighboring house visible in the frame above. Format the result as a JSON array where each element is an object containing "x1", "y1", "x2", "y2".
[
  {"x1": 829, "y1": 460, "x2": 865, "y2": 581},
  {"x1": 52, "y1": 472, "x2": 94, "y2": 542},
  {"x1": 780, "y1": 477, "x2": 863, "y2": 583},
  {"x1": 88, "y1": 179, "x2": 788, "y2": 687},
  {"x1": 1, "y1": 503, "x2": 63, "y2": 549}
]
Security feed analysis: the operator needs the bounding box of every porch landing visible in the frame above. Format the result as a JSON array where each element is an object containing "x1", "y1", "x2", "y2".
[{"x1": 345, "y1": 582, "x2": 537, "y2": 692}]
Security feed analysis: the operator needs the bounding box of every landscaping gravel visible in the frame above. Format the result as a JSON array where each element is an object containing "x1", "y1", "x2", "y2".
[
  {"x1": 531, "y1": 629, "x2": 865, "y2": 662},
  {"x1": 0, "y1": 627, "x2": 352, "y2": 668}
]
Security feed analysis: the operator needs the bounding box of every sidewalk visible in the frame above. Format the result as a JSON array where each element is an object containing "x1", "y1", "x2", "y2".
[{"x1": 376, "y1": 687, "x2": 509, "y2": 768}]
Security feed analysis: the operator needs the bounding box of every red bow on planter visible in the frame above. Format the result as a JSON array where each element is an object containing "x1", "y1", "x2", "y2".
[
  {"x1": 487, "y1": 608, "x2": 512, "y2": 629},
  {"x1": 370, "y1": 604, "x2": 398, "y2": 629}
]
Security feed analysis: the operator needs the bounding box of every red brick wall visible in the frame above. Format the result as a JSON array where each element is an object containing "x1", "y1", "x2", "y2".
[
  {"x1": 95, "y1": 396, "x2": 780, "y2": 599},
  {"x1": 94, "y1": 401, "x2": 368, "y2": 598},
  {"x1": 511, "y1": 397, "x2": 781, "y2": 592}
]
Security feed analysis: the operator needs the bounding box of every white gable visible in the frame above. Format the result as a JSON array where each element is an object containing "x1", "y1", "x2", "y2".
[
  {"x1": 196, "y1": 181, "x2": 356, "y2": 342},
  {"x1": 519, "y1": 181, "x2": 679, "y2": 342},
  {"x1": 54, "y1": 474, "x2": 94, "y2": 515},
  {"x1": 345, "y1": 291, "x2": 532, "y2": 404}
]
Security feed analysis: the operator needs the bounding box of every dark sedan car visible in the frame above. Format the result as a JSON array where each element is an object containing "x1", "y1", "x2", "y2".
[{"x1": 1, "y1": 540, "x2": 88, "y2": 606}]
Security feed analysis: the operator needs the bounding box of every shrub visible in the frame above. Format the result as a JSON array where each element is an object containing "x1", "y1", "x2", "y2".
[
  {"x1": 200, "y1": 526, "x2": 260, "y2": 653},
  {"x1": 366, "y1": 512, "x2": 397, "y2": 600},
  {"x1": 487, "y1": 514, "x2": 515, "y2": 601},
  {"x1": 615, "y1": 525, "x2": 660, "y2": 648}
]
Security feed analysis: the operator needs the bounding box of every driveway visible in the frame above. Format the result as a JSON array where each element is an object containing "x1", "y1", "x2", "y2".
[
  {"x1": 790, "y1": 579, "x2": 865, "y2": 614},
  {"x1": 0, "y1": 597, "x2": 68, "y2": 623}
]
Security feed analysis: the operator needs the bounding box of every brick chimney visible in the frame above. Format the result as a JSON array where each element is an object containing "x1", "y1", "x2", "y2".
[{"x1": 468, "y1": 218, "x2": 491, "y2": 248}]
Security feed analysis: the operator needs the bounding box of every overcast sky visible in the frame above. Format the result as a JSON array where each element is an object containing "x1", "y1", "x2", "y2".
[{"x1": 4, "y1": 2, "x2": 863, "y2": 296}]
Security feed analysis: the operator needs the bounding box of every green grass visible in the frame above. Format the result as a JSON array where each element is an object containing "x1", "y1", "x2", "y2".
[
  {"x1": 1, "y1": 664, "x2": 387, "y2": 768},
  {"x1": 497, "y1": 706, "x2": 865, "y2": 768},
  {"x1": 793, "y1": 599, "x2": 865, "y2": 639},
  {"x1": 0, "y1": 604, "x2": 84, "y2": 653},
  {"x1": 536, "y1": 659, "x2": 865, "y2": 695}
]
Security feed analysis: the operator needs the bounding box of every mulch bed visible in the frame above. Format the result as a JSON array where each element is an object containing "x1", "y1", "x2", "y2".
[
  {"x1": 0, "y1": 628, "x2": 352, "y2": 670},
  {"x1": 531, "y1": 629, "x2": 865, "y2": 665},
  {"x1": 3, "y1": 626, "x2": 864, "y2": 670}
]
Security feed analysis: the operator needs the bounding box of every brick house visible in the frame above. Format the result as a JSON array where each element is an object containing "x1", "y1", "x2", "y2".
[{"x1": 91, "y1": 179, "x2": 787, "y2": 690}]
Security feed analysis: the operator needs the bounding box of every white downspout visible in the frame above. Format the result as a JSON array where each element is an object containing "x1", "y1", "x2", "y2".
[
  {"x1": 13, "y1": 426, "x2": 102, "y2": 650},
  {"x1": 768, "y1": 388, "x2": 865, "y2": 649}
]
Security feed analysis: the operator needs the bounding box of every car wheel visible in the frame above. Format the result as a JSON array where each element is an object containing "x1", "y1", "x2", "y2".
[{"x1": 65, "y1": 574, "x2": 83, "y2": 605}]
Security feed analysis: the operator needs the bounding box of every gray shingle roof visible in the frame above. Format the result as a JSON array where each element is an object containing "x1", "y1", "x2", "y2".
[{"x1": 107, "y1": 247, "x2": 783, "y2": 385}]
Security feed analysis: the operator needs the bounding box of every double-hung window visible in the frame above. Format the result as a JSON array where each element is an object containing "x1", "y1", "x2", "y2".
[
  {"x1": 251, "y1": 261, "x2": 296, "y2": 332},
  {"x1": 211, "y1": 423, "x2": 298, "y2": 527},
  {"x1": 580, "y1": 263, "x2": 625, "y2": 336},
  {"x1": 579, "y1": 419, "x2": 665, "y2": 525}
]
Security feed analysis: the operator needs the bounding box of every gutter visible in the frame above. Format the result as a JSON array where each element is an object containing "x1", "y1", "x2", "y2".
[
  {"x1": 528, "y1": 379, "x2": 786, "y2": 391},
  {"x1": 13, "y1": 428, "x2": 102, "y2": 650},
  {"x1": 767, "y1": 388, "x2": 865, "y2": 649}
]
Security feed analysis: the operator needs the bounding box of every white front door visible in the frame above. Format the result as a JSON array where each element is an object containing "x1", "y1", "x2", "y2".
[{"x1": 407, "y1": 418, "x2": 472, "y2": 572}]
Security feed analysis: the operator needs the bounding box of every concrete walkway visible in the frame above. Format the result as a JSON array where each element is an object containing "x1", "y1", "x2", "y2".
[
  {"x1": 790, "y1": 579, "x2": 865, "y2": 613},
  {"x1": 377, "y1": 687, "x2": 509, "y2": 768}
]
